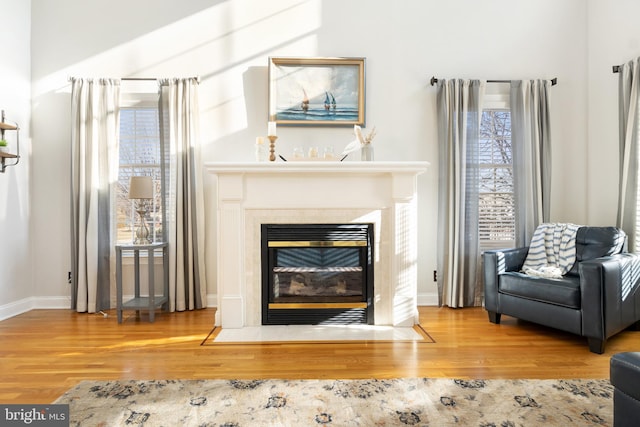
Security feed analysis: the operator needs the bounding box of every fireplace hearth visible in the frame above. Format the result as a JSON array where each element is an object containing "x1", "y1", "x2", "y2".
[{"x1": 261, "y1": 224, "x2": 374, "y2": 325}]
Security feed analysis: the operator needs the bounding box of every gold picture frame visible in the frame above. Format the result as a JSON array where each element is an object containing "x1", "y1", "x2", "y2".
[{"x1": 268, "y1": 57, "x2": 365, "y2": 126}]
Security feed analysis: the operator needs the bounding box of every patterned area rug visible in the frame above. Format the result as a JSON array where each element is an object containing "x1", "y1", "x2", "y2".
[{"x1": 54, "y1": 378, "x2": 613, "y2": 426}]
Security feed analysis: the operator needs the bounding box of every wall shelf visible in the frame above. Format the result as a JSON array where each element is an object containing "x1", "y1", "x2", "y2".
[
  {"x1": 0, "y1": 110, "x2": 20, "y2": 173},
  {"x1": 0, "y1": 122, "x2": 18, "y2": 131}
]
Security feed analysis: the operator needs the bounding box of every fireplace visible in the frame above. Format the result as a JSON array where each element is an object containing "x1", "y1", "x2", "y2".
[
  {"x1": 261, "y1": 223, "x2": 374, "y2": 325},
  {"x1": 205, "y1": 161, "x2": 429, "y2": 328}
]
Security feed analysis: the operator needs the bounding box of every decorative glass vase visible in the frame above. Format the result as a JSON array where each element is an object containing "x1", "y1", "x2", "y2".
[{"x1": 361, "y1": 144, "x2": 374, "y2": 161}]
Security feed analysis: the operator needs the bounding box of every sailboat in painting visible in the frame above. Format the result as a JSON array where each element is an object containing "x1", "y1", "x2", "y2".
[
  {"x1": 301, "y1": 89, "x2": 310, "y2": 112},
  {"x1": 324, "y1": 92, "x2": 337, "y2": 111},
  {"x1": 277, "y1": 88, "x2": 357, "y2": 123}
]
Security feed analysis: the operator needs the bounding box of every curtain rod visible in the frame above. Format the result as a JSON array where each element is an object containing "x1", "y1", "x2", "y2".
[
  {"x1": 68, "y1": 76, "x2": 200, "y2": 83},
  {"x1": 429, "y1": 76, "x2": 557, "y2": 86},
  {"x1": 121, "y1": 77, "x2": 201, "y2": 83},
  {"x1": 613, "y1": 65, "x2": 621, "y2": 73}
]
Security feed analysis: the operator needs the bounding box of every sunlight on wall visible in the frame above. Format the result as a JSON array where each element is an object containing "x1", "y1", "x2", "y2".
[{"x1": 33, "y1": 0, "x2": 322, "y2": 144}]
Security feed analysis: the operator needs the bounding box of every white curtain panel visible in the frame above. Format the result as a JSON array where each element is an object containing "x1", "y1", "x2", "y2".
[
  {"x1": 617, "y1": 57, "x2": 640, "y2": 251},
  {"x1": 70, "y1": 78, "x2": 121, "y2": 313},
  {"x1": 436, "y1": 79, "x2": 485, "y2": 308},
  {"x1": 158, "y1": 78, "x2": 207, "y2": 312},
  {"x1": 510, "y1": 80, "x2": 552, "y2": 247}
]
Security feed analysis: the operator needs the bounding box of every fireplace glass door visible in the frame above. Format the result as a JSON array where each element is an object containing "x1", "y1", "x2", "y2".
[
  {"x1": 261, "y1": 224, "x2": 374, "y2": 325},
  {"x1": 272, "y1": 246, "x2": 364, "y2": 302}
]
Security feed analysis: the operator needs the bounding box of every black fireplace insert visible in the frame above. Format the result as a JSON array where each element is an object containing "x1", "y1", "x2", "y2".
[{"x1": 261, "y1": 223, "x2": 374, "y2": 325}]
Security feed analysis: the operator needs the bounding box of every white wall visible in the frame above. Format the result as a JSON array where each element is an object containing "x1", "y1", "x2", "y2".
[
  {"x1": 0, "y1": 0, "x2": 32, "y2": 319},
  {"x1": 586, "y1": 0, "x2": 640, "y2": 225},
  {"x1": 23, "y1": 0, "x2": 590, "y2": 311}
]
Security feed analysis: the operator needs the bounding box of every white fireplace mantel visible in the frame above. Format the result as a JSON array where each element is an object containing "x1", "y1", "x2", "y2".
[{"x1": 206, "y1": 161, "x2": 429, "y2": 328}]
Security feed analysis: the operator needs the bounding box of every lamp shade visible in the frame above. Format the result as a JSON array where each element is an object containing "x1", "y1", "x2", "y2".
[{"x1": 128, "y1": 176, "x2": 154, "y2": 199}]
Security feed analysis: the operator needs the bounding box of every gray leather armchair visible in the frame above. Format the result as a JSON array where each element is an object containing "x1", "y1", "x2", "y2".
[
  {"x1": 483, "y1": 226, "x2": 640, "y2": 353},
  {"x1": 611, "y1": 352, "x2": 640, "y2": 427}
]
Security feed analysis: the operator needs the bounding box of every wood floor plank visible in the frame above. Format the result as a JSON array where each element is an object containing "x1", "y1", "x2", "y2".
[{"x1": 0, "y1": 306, "x2": 637, "y2": 404}]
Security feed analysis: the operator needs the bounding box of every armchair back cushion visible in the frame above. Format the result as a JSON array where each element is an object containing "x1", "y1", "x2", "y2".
[{"x1": 567, "y1": 226, "x2": 626, "y2": 276}]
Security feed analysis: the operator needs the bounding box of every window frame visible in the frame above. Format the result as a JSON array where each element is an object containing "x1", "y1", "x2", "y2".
[
  {"x1": 115, "y1": 84, "x2": 164, "y2": 247},
  {"x1": 479, "y1": 92, "x2": 515, "y2": 251}
]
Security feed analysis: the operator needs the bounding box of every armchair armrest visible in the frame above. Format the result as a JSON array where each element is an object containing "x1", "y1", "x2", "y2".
[
  {"x1": 483, "y1": 247, "x2": 529, "y2": 312},
  {"x1": 611, "y1": 352, "x2": 640, "y2": 425},
  {"x1": 489, "y1": 247, "x2": 529, "y2": 272},
  {"x1": 580, "y1": 253, "x2": 640, "y2": 345}
]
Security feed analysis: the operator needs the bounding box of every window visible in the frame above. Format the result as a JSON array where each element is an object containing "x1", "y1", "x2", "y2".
[
  {"x1": 115, "y1": 97, "x2": 164, "y2": 244},
  {"x1": 479, "y1": 98, "x2": 515, "y2": 251}
]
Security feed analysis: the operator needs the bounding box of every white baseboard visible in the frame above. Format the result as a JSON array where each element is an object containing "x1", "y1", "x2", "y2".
[
  {"x1": 206, "y1": 293, "x2": 217, "y2": 307},
  {"x1": 0, "y1": 297, "x2": 35, "y2": 321},
  {"x1": 417, "y1": 292, "x2": 439, "y2": 306},
  {"x1": 34, "y1": 296, "x2": 72, "y2": 309},
  {"x1": 0, "y1": 296, "x2": 72, "y2": 321},
  {"x1": 1, "y1": 292, "x2": 436, "y2": 322}
]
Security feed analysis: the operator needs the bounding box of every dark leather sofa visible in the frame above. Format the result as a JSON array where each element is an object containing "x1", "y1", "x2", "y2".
[
  {"x1": 610, "y1": 352, "x2": 640, "y2": 427},
  {"x1": 483, "y1": 226, "x2": 640, "y2": 353}
]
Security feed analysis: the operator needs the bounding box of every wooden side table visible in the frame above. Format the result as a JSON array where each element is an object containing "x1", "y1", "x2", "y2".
[{"x1": 116, "y1": 242, "x2": 169, "y2": 323}]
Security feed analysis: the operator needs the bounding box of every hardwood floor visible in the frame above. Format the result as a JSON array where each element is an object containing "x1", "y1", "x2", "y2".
[{"x1": 0, "y1": 306, "x2": 637, "y2": 404}]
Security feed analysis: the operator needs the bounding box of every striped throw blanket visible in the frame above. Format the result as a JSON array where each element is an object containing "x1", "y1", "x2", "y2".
[{"x1": 522, "y1": 223, "x2": 581, "y2": 278}]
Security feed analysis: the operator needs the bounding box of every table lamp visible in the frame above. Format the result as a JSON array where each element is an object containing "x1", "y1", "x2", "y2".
[{"x1": 128, "y1": 176, "x2": 154, "y2": 244}]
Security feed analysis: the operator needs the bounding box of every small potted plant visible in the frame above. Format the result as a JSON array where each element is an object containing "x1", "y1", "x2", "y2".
[{"x1": 0, "y1": 139, "x2": 8, "y2": 153}]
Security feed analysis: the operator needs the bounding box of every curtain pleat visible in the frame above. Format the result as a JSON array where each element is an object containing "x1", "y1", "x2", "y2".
[
  {"x1": 158, "y1": 78, "x2": 207, "y2": 311},
  {"x1": 436, "y1": 79, "x2": 485, "y2": 308},
  {"x1": 510, "y1": 80, "x2": 552, "y2": 246},
  {"x1": 617, "y1": 58, "x2": 640, "y2": 251},
  {"x1": 70, "y1": 78, "x2": 121, "y2": 313}
]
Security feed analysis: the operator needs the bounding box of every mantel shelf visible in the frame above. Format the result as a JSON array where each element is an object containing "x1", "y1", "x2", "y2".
[{"x1": 205, "y1": 161, "x2": 430, "y2": 175}]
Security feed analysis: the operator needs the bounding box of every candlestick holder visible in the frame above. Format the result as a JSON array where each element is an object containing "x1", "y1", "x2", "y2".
[{"x1": 268, "y1": 135, "x2": 278, "y2": 161}]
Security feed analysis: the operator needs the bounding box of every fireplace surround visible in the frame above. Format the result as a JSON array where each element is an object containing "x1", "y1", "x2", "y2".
[{"x1": 206, "y1": 161, "x2": 429, "y2": 329}]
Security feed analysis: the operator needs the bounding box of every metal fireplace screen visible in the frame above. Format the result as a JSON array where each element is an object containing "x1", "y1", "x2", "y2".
[{"x1": 261, "y1": 223, "x2": 374, "y2": 325}]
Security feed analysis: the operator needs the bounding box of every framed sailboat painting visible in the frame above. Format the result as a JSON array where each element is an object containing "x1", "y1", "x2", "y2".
[{"x1": 268, "y1": 57, "x2": 365, "y2": 126}]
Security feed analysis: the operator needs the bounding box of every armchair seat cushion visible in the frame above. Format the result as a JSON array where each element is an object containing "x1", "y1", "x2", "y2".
[{"x1": 499, "y1": 272, "x2": 581, "y2": 309}]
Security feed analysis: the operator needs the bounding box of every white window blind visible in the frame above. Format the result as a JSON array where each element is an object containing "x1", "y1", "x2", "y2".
[
  {"x1": 116, "y1": 106, "x2": 163, "y2": 244},
  {"x1": 479, "y1": 108, "x2": 515, "y2": 251}
]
